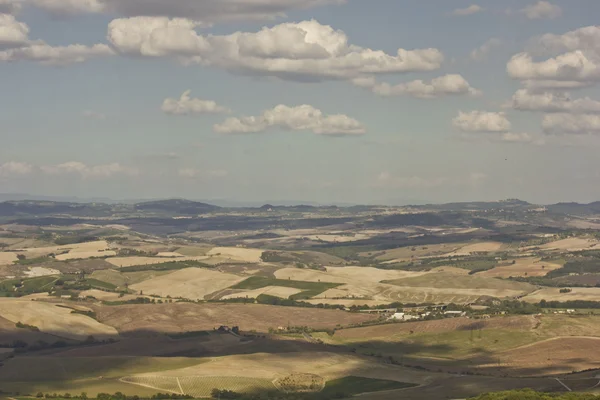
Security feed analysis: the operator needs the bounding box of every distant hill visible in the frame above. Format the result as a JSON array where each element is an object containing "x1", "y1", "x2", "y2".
[
  {"x1": 546, "y1": 201, "x2": 600, "y2": 215},
  {"x1": 134, "y1": 199, "x2": 220, "y2": 215}
]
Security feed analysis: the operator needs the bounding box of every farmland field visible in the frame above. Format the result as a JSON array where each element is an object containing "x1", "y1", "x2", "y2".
[{"x1": 130, "y1": 268, "x2": 247, "y2": 300}]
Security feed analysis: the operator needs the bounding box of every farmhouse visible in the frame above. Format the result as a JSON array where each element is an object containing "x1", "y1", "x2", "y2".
[
  {"x1": 388, "y1": 312, "x2": 420, "y2": 321},
  {"x1": 444, "y1": 311, "x2": 467, "y2": 318}
]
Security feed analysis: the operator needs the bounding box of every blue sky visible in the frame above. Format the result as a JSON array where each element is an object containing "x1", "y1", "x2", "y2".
[{"x1": 1, "y1": 0, "x2": 600, "y2": 205}]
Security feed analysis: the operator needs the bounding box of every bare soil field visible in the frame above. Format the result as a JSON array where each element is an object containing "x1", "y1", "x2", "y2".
[
  {"x1": 372, "y1": 243, "x2": 466, "y2": 262},
  {"x1": 317, "y1": 282, "x2": 531, "y2": 305},
  {"x1": 522, "y1": 287, "x2": 600, "y2": 302},
  {"x1": 442, "y1": 242, "x2": 505, "y2": 257},
  {"x1": 478, "y1": 257, "x2": 562, "y2": 278},
  {"x1": 133, "y1": 351, "x2": 431, "y2": 384},
  {"x1": 0, "y1": 252, "x2": 17, "y2": 265},
  {"x1": 222, "y1": 286, "x2": 304, "y2": 300},
  {"x1": 536, "y1": 237, "x2": 600, "y2": 252},
  {"x1": 56, "y1": 250, "x2": 117, "y2": 260},
  {"x1": 483, "y1": 337, "x2": 600, "y2": 376},
  {"x1": 21, "y1": 240, "x2": 113, "y2": 257},
  {"x1": 90, "y1": 269, "x2": 172, "y2": 287},
  {"x1": 24, "y1": 266, "x2": 61, "y2": 277},
  {"x1": 206, "y1": 247, "x2": 264, "y2": 263},
  {"x1": 130, "y1": 268, "x2": 247, "y2": 300},
  {"x1": 174, "y1": 246, "x2": 213, "y2": 257},
  {"x1": 0, "y1": 298, "x2": 118, "y2": 340},
  {"x1": 79, "y1": 289, "x2": 141, "y2": 302},
  {"x1": 93, "y1": 303, "x2": 377, "y2": 334},
  {"x1": 333, "y1": 316, "x2": 536, "y2": 340},
  {"x1": 0, "y1": 314, "x2": 63, "y2": 345}
]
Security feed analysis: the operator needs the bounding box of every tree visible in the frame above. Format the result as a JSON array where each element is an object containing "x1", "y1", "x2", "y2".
[
  {"x1": 36, "y1": 392, "x2": 44, "y2": 398},
  {"x1": 17, "y1": 254, "x2": 26, "y2": 261}
]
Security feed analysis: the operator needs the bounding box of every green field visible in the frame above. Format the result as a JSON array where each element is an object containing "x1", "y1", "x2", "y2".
[
  {"x1": 231, "y1": 276, "x2": 342, "y2": 299},
  {"x1": 119, "y1": 260, "x2": 211, "y2": 273},
  {"x1": 0, "y1": 275, "x2": 57, "y2": 296}
]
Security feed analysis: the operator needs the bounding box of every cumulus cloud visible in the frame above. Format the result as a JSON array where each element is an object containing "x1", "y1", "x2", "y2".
[
  {"x1": 107, "y1": 18, "x2": 444, "y2": 82},
  {"x1": 26, "y1": 0, "x2": 343, "y2": 23},
  {"x1": 509, "y1": 89, "x2": 600, "y2": 114},
  {"x1": 41, "y1": 161, "x2": 139, "y2": 178},
  {"x1": 0, "y1": 13, "x2": 29, "y2": 49},
  {"x1": 450, "y1": 5, "x2": 482, "y2": 16},
  {"x1": 162, "y1": 90, "x2": 230, "y2": 115},
  {"x1": 214, "y1": 104, "x2": 365, "y2": 136},
  {"x1": 453, "y1": 111, "x2": 511, "y2": 133},
  {"x1": 535, "y1": 26, "x2": 600, "y2": 56},
  {"x1": 543, "y1": 113, "x2": 600, "y2": 134},
  {"x1": 507, "y1": 51, "x2": 600, "y2": 86},
  {"x1": 470, "y1": 38, "x2": 502, "y2": 61},
  {"x1": 352, "y1": 74, "x2": 481, "y2": 98},
  {"x1": 0, "y1": 14, "x2": 113, "y2": 64},
  {"x1": 0, "y1": 161, "x2": 33, "y2": 176},
  {"x1": 521, "y1": 1, "x2": 562, "y2": 20}
]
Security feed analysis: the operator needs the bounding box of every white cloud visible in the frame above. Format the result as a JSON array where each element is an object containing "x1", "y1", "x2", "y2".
[
  {"x1": 0, "y1": 161, "x2": 33, "y2": 176},
  {"x1": 507, "y1": 51, "x2": 600, "y2": 85},
  {"x1": 82, "y1": 110, "x2": 106, "y2": 119},
  {"x1": 451, "y1": 5, "x2": 483, "y2": 16},
  {"x1": 535, "y1": 26, "x2": 600, "y2": 56},
  {"x1": 0, "y1": 13, "x2": 29, "y2": 49},
  {"x1": 0, "y1": 14, "x2": 113, "y2": 64},
  {"x1": 41, "y1": 161, "x2": 139, "y2": 178},
  {"x1": 107, "y1": 18, "x2": 444, "y2": 82},
  {"x1": 510, "y1": 89, "x2": 600, "y2": 114},
  {"x1": 352, "y1": 74, "x2": 481, "y2": 98},
  {"x1": 543, "y1": 113, "x2": 600, "y2": 134},
  {"x1": 162, "y1": 90, "x2": 229, "y2": 115},
  {"x1": 470, "y1": 38, "x2": 502, "y2": 61},
  {"x1": 214, "y1": 104, "x2": 365, "y2": 136},
  {"x1": 453, "y1": 111, "x2": 511, "y2": 133},
  {"x1": 27, "y1": 0, "x2": 343, "y2": 23},
  {"x1": 521, "y1": 1, "x2": 562, "y2": 20}
]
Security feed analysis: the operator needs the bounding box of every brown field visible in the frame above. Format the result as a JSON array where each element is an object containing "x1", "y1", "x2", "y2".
[
  {"x1": 522, "y1": 287, "x2": 600, "y2": 302},
  {"x1": 486, "y1": 337, "x2": 600, "y2": 376},
  {"x1": 0, "y1": 252, "x2": 17, "y2": 265},
  {"x1": 372, "y1": 243, "x2": 466, "y2": 262},
  {"x1": 93, "y1": 303, "x2": 377, "y2": 334},
  {"x1": 0, "y1": 315, "x2": 64, "y2": 345},
  {"x1": 333, "y1": 316, "x2": 536, "y2": 340},
  {"x1": 478, "y1": 257, "x2": 562, "y2": 278},
  {"x1": 0, "y1": 299, "x2": 118, "y2": 340},
  {"x1": 207, "y1": 247, "x2": 264, "y2": 263},
  {"x1": 132, "y1": 351, "x2": 432, "y2": 384},
  {"x1": 385, "y1": 272, "x2": 535, "y2": 292},
  {"x1": 56, "y1": 250, "x2": 117, "y2": 260},
  {"x1": 536, "y1": 237, "x2": 600, "y2": 252},
  {"x1": 442, "y1": 242, "x2": 505, "y2": 257},
  {"x1": 90, "y1": 269, "x2": 173, "y2": 288},
  {"x1": 129, "y1": 268, "x2": 247, "y2": 300},
  {"x1": 222, "y1": 286, "x2": 303, "y2": 300},
  {"x1": 21, "y1": 240, "x2": 113, "y2": 257}
]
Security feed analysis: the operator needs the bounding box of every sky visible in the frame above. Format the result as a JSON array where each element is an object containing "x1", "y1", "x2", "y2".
[{"x1": 1, "y1": 0, "x2": 600, "y2": 205}]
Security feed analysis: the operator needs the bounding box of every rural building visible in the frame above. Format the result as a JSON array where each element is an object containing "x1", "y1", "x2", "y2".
[
  {"x1": 388, "y1": 312, "x2": 420, "y2": 321},
  {"x1": 444, "y1": 311, "x2": 466, "y2": 318},
  {"x1": 359, "y1": 308, "x2": 397, "y2": 314}
]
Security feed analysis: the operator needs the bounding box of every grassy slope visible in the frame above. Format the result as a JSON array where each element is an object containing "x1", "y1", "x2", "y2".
[{"x1": 322, "y1": 376, "x2": 417, "y2": 396}]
